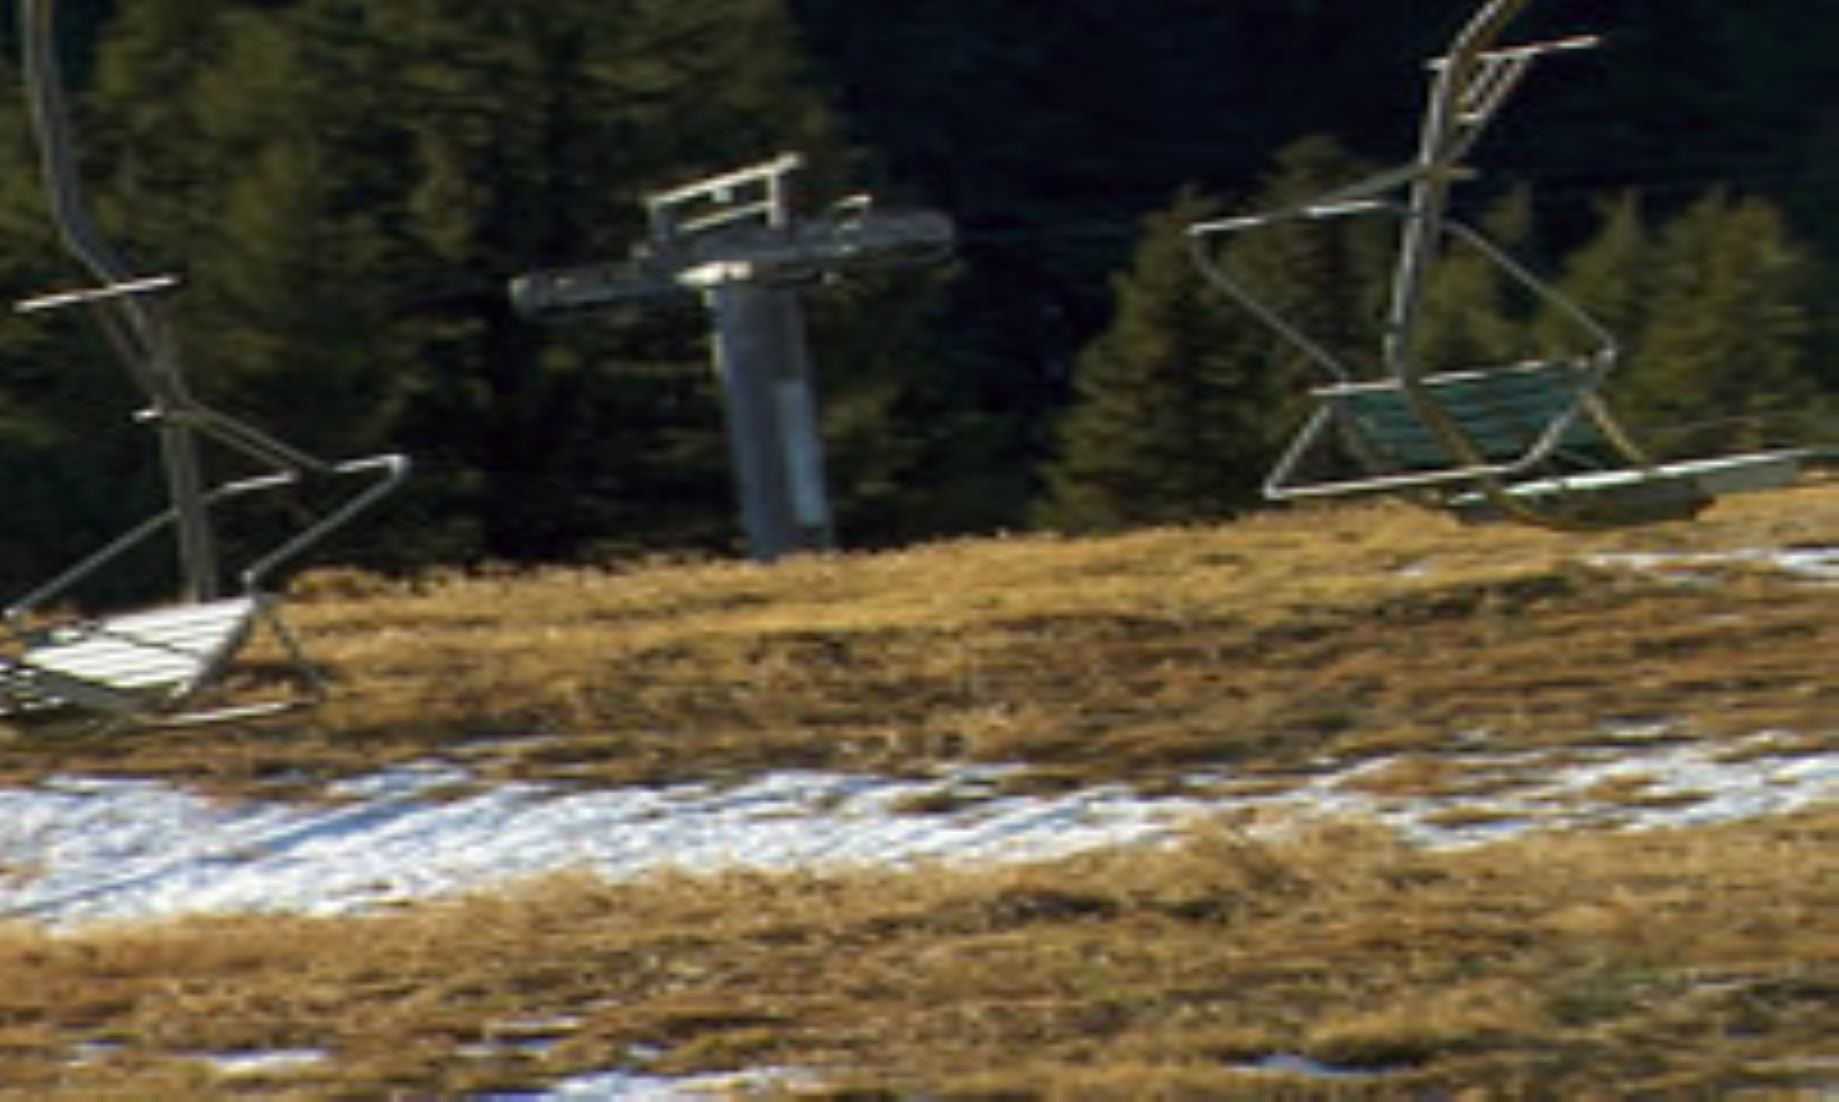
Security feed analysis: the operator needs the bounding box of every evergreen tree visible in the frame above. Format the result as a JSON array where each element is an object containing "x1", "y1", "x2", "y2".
[
  {"x1": 0, "y1": 10, "x2": 227, "y2": 594},
  {"x1": 65, "y1": 0, "x2": 424, "y2": 578},
  {"x1": 55, "y1": 0, "x2": 963, "y2": 566},
  {"x1": 1619, "y1": 190, "x2": 1823, "y2": 453},
  {"x1": 1539, "y1": 190, "x2": 1654, "y2": 361},
  {"x1": 1037, "y1": 136, "x2": 1399, "y2": 532},
  {"x1": 1035, "y1": 188, "x2": 1286, "y2": 531},
  {"x1": 7, "y1": 0, "x2": 1839, "y2": 578},
  {"x1": 175, "y1": 6, "x2": 405, "y2": 457},
  {"x1": 0, "y1": 52, "x2": 70, "y2": 583},
  {"x1": 63, "y1": 0, "x2": 939, "y2": 565},
  {"x1": 1223, "y1": 135, "x2": 1390, "y2": 385},
  {"x1": 356, "y1": 0, "x2": 890, "y2": 561},
  {"x1": 801, "y1": 266, "x2": 965, "y2": 549},
  {"x1": 84, "y1": 0, "x2": 247, "y2": 268},
  {"x1": 1413, "y1": 185, "x2": 1543, "y2": 372}
]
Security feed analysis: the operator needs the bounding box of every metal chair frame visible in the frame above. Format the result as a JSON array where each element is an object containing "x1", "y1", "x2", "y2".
[
  {"x1": 1, "y1": 0, "x2": 406, "y2": 727},
  {"x1": 1187, "y1": 0, "x2": 1814, "y2": 529}
]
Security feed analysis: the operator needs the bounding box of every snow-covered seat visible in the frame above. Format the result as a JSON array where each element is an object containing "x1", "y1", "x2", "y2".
[{"x1": 1, "y1": 597, "x2": 261, "y2": 718}]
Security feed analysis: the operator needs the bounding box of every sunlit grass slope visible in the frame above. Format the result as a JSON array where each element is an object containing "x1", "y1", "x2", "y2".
[
  {"x1": 2, "y1": 810, "x2": 1833, "y2": 1097},
  {"x1": 0, "y1": 481, "x2": 1833, "y2": 1097},
  {"x1": 5, "y1": 480, "x2": 1834, "y2": 794}
]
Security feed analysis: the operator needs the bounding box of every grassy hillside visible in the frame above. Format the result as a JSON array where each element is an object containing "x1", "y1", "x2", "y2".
[
  {"x1": 0, "y1": 482, "x2": 1834, "y2": 1097},
  {"x1": 7, "y1": 481, "x2": 1835, "y2": 794}
]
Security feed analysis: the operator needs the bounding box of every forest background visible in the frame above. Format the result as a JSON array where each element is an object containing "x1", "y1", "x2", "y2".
[{"x1": 0, "y1": 0, "x2": 1835, "y2": 593}]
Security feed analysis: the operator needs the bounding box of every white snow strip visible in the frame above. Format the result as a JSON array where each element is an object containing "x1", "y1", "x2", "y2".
[
  {"x1": 1235, "y1": 1053, "x2": 1391, "y2": 1081},
  {"x1": 0, "y1": 767, "x2": 1197, "y2": 928},
  {"x1": 200, "y1": 1049, "x2": 330, "y2": 1078},
  {"x1": 170, "y1": 1049, "x2": 805, "y2": 1100},
  {"x1": 481, "y1": 1066, "x2": 813, "y2": 1100},
  {"x1": 2, "y1": 734, "x2": 1831, "y2": 932},
  {"x1": 1587, "y1": 546, "x2": 1839, "y2": 584}
]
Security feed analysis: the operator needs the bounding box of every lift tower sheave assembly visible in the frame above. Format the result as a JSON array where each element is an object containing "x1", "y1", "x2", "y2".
[{"x1": 512, "y1": 154, "x2": 954, "y2": 563}]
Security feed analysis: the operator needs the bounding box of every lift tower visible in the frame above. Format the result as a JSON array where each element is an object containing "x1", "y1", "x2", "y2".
[{"x1": 512, "y1": 154, "x2": 954, "y2": 562}]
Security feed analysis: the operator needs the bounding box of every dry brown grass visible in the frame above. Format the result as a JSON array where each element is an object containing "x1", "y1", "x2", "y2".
[
  {"x1": 0, "y1": 483, "x2": 1834, "y2": 1096},
  {"x1": 0, "y1": 808, "x2": 1831, "y2": 1097},
  {"x1": 3, "y1": 481, "x2": 1833, "y2": 796}
]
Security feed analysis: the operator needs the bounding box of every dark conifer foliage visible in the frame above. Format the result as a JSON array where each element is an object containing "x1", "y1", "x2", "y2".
[
  {"x1": 1036, "y1": 190, "x2": 1260, "y2": 531},
  {"x1": 0, "y1": 0, "x2": 1832, "y2": 580},
  {"x1": 1619, "y1": 191, "x2": 1823, "y2": 453}
]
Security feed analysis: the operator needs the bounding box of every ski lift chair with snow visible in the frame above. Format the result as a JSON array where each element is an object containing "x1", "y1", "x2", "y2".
[
  {"x1": 0, "y1": 0, "x2": 407, "y2": 728},
  {"x1": 1187, "y1": 0, "x2": 1820, "y2": 530},
  {"x1": 0, "y1": 299, "x2": 408, "y2": 728}
]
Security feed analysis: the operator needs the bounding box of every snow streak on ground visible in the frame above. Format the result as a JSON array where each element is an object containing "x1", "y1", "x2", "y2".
[
  {"x1": 3, "y1": 544, "x2": 1828, "y2": 933},
  {"x1": 8, "y1": 733, "x2": 1830, "y2": 1099},
  {"x1": 3, "y1": 543, "x2": 1831, "y2": 1097},
  {"x1": 1585, "y1": 545, "x2": 1839, "y2": 584},
  {"x1": 2, "y1": 731, "x2": 1831, "y2": 930}
]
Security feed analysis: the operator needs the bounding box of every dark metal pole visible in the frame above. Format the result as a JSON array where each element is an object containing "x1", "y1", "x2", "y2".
[
  {"x1": 512, "y1": 155, "x2": 951, "y2": 564},
  {"x1": 20, "y1": 0, "x2": 219, "y2": 600},
  {"x1": 1382, "y1": 0, "x2": 1536, "y2": 379},
  {"x1": 703, "y1": 277, "x2": 834, "y2": 561}
]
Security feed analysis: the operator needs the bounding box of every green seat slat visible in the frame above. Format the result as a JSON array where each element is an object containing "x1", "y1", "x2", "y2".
[{"x1": 1327, "y1": 365, "x2": 1608, "y2": 472}]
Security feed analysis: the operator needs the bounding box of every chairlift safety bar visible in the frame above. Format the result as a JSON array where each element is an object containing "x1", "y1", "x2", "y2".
[
  {"x1": 16, "y1": 273, "x2": 181, "y2": 314},
  {"x1": 1426, "y1": 33, "x2": 1601, "y2": 70}
]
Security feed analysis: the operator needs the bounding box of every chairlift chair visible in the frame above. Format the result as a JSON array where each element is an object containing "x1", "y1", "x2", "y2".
[
  {"x1": 0, "y1": 0, "x2": 407, "y2": 728},
  {"x1": 1186, "y1": 0, "x2": 1821, "y2": 530}
]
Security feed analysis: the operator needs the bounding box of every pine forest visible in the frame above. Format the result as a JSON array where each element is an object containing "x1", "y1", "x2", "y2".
[{"x1": 0, "y1": 0, "x2": 1835, "y2": 583}]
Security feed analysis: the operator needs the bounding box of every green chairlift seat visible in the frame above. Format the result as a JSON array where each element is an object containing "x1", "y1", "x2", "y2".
[
  {"x1": 1186, "y1": 0, "x2": 1826, "y2": 530},
  {"x1": 1272, "y1": 357, "x2": 1809, "y2": 527}
]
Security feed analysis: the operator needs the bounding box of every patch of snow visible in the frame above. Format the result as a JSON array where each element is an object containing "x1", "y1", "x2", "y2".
[
  {"x1": 325, "y1": 760, "x2": 475, "y2": 800},
  {"x1": 1587, "y1": 546, "x2": 1839, "y2": 584},
  {"x1": 1235, "y1": 1052, "x2": 1391, "y2": 1081},
  {"x1": 481, "y1": 1065, "x2": 813, "y2": 1100},
  {"x1": 457, "y1": 1016, "x2": 587, "y2": 1060},
  {"x1": 0, "y1": 768, "x2": 1201, "y2": 928},
  {"x1": 66, "y1": 1041, "x2": 123, "y2": 1066},
  {"x1": 198, "y1": 1048, "x2": 329, "y2": 1077},
  {"x1": 1315, "y1": 737, "x2": 1837, "y2": 846},
  {"x1": 2, "y1": 733, "x2": 1831, "y2": 932}
]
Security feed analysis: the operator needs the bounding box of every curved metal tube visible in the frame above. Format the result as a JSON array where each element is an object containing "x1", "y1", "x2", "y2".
[
  {"x1": 9, "y1": 1, "x2": 409, "y2": 723},
  {"x1": 19, "y1": 0, "x2": 222, "y2": 595},
  {"x1": 1384, "y1": 0, "x2": 1535, "y2": 376},
  {"x1": 1380, "y1": 0, "x2": 1669, "y2": 528},
  {"x1": 15, "y1": 0, "x2": 408, "y2": 600},
  {"x1": 1370, "y1": 0, "x2": 1657, "y2": 528}
]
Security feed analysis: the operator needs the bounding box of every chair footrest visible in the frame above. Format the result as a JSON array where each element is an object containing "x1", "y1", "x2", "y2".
[{"x1": 1448, "y1": 450, "x2": 1808, "y2": 524}]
